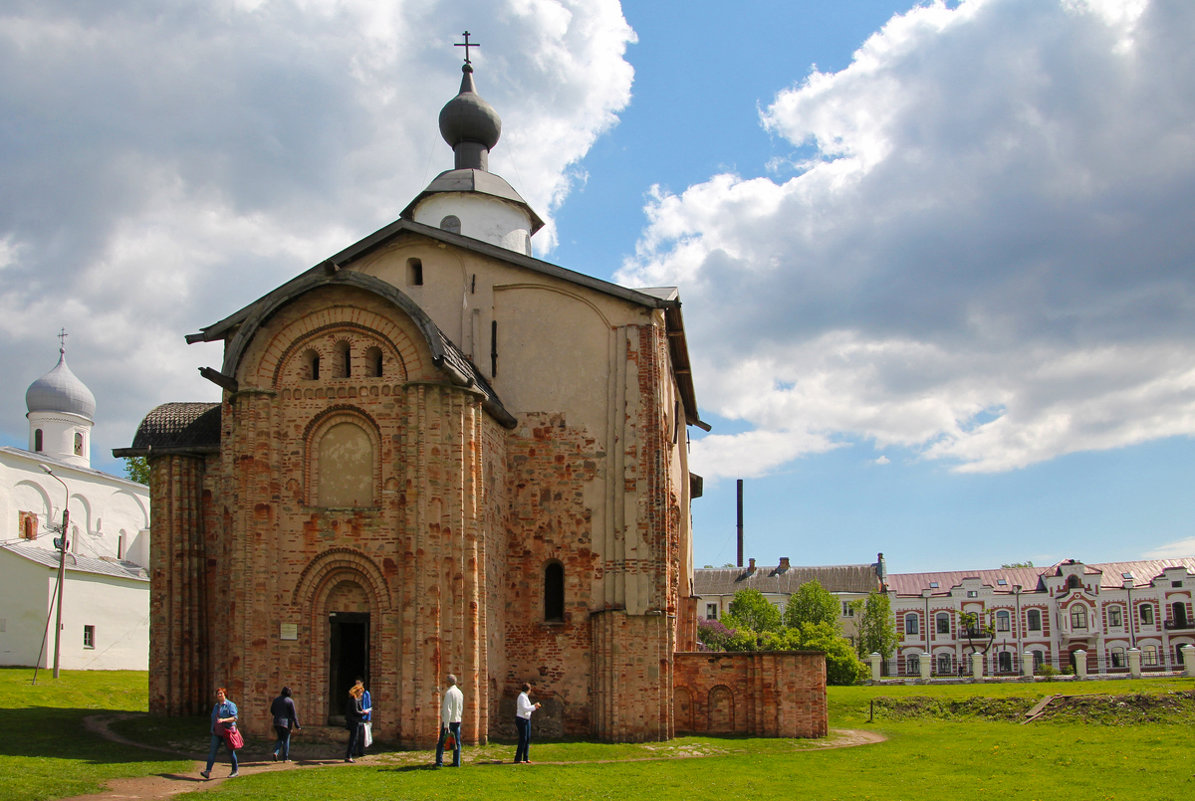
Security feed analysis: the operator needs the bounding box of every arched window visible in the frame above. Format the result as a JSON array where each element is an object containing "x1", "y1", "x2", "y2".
[
  {"x1": 407, "y1": 258, "x2": 424, "y2": 286},
  {"x1": 1172, "y1": 602, "x2": 1189, "y2": 628},
  {"x1": 1066, "y1": 575, "x2": 1081, "y2": 590},
  {"x1": 1032, "y1": 650, "x2": 1045, "y2": 670},
  {"x1": 544, "y1": 562, "x2": 564, "y2": 622},
  {"x1": 1027, "y1": 609, "x2": 1042, "y2": 631},
  {"x1": 34, "y1": 429, "x2": 43, "y2": 451},
  {"x1": 936, "y1": 612, "x2": 950, "y2": 635},
  {"x1": 304, "y1": 349, "x2": 321, "y2": 380},
  {"x1": 904, "y1": 613, "x2": 919, "y2": 636},
  {"x1": 74, "y1": 432, "x2": 83, "y2": 456},
  {"x1": 997, "y1": 651, "x2": 1013, "y2": 672},
  {"x1": 937, "y1": 653, "x2": 952, "y2": 674},
  {"x1": 440, "y1": 215, "x2": 461, "y2": 235},
  {"x1": 1110, "y1": 647, "x2": 1126, "y2": 668},
  {"x1": 365, "y1": 346, "x2": 383, "y2": 377},
  {"x1": 995, "y1": 610, "x2": 1011, "y2": 632},
  {"x1": 336, "y1": 341, "x2": 352, "y2": 378},
  {"x1": 905, "y1": 653, "x2": 920, "y2": 675},
  {"x1": 1070, "y1": 605, "x2": 1088, "y2": 629},
  {"x1": 1108, "y1": 606, "x2": 1123, "y2": 628}
]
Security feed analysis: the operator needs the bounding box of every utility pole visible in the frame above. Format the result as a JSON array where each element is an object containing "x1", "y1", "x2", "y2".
[{"x1": 41, "y1": 465, "x2": 70, "y2": 679}]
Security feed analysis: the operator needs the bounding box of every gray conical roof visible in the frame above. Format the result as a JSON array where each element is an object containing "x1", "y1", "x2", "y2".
[{"x1": 26, "y1": 350, "x2": 96, "y2": 421}]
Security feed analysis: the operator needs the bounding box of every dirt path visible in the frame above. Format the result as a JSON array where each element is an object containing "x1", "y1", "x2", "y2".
[{"x1": 59, "y1": 718, "x2": 885, "y2": 801}]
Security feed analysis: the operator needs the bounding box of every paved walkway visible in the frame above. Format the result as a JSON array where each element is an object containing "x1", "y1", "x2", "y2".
[{"x1": 59, "y1": 717, "x2": 884, "y2": 801}]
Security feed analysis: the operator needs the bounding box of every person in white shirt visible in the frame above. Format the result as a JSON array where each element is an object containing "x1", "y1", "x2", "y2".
[
  {"x1": 513, "y1": 682, "x2": 541, "y2": 764},
  {"x1": 435, "y1": 673, "x2": 464, "y2": 767}
]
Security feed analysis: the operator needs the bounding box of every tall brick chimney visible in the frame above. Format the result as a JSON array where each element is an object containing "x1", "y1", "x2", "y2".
[{"x1": 778, "y1": 557, "x2": 790, "y2": 572}]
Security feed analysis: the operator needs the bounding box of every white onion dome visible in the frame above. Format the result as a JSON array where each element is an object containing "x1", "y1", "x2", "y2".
[{"x1": 26, "y1": 350, "x2": 96, "y2": 421}]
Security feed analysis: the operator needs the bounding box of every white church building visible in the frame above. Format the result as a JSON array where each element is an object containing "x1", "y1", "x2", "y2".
[{"x1": 0, "y1": 343, "x2": 151, "y2": 670}]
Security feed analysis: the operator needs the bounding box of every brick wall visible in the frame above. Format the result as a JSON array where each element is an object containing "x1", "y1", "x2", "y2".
[{"x1": 673, "y1": 651, "x2": 827, "y2": 739}]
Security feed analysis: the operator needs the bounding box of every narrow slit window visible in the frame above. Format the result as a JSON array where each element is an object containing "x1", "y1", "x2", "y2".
[
  {"x1": 544, "y1": 562, "x2": 564, "y2": 622},
  {"x1": 408, "y1": 258, "x2": 424, "y2": 286}
]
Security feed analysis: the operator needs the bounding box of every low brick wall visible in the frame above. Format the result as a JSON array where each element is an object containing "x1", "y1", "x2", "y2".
[{"x1": 673, "y1": 651, "x2": 827, "y2": 738}]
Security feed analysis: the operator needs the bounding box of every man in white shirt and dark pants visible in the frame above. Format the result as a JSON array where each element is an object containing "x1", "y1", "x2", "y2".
[
  {"x1": 513, "y1": 682, "x2": 541, "y2": 764},
  {"x1": 436, "y1": 674, "x2": 464, "y2": 768}
]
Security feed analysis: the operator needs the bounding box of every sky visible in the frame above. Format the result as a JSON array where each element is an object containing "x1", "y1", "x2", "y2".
[{"x1": 2, "y1": 0, "x2": 1193, "y2": 574}]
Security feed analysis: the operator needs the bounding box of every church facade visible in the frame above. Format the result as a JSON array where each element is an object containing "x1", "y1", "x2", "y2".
[
  {"x1": 120, "y1": 60, "x2": 727, "y2": 746},
  {"x1": 2, "y1": 344, "x2": 150, "y2": 670}
]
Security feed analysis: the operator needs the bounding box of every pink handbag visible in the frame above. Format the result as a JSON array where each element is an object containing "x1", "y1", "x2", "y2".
[{"x1": 223, "y1": 725, "x2": 244, "y2": 750}]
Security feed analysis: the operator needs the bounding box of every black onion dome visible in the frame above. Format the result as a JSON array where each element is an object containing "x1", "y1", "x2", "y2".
[{"x1": 438, "y1": 64, "x2": 501, "y2": 152}]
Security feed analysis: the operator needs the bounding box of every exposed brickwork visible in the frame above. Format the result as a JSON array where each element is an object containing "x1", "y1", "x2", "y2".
[
  {"x1": 142, "y1": 256, "x2": 817, "y2": 747},
  {"x1": 673, "y1": 651, "x2": 828, "y2": 738}
]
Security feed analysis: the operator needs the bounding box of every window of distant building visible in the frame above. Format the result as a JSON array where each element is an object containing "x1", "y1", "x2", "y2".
[
  {"x1": 1070, "y1": 605, "x2": 1088, "y2": 630},
  {"x1": 336, "y1": 341, "x2": 352, "y2": 378},
  {"x1": 74, "y1": 432, "x2": 84, "y2": 456},
  {"x1": 34, "y1": 429, "x2": 43, "y2": 452},
  {"x1": 937, "y1": 653, "x2": 952, "y2": 675},
  {"x1": 1032, "y1": 650, "x2": 1045, "y2": 671},
  {"x1": 83, "y1": 625, "x2": 95, "y2": 649},
  {"x1": 1171, "y1": 602, "x2": 1189, "y2": 628},
  {"x1": 905, "y1": 613, "x2": 919, "y2": 636},
  {"x1": 1027, "y1": 609, "x2": 1042, "y2": 632},
  {"x1": 998, "y1": 651, "x2": 1013, "y2": 673},
  {"x1": 1108, "y1": 606, "x2": 1123, "y2": 628},
  {"x1": 1110, "y1": 647, "x2": 1126, "y2": 668},
  {"x1": 842, "y1": 601, "x2": 855, "y2": 617},
  {"x1": 544, "y1": 562, "x2": 564, "y2": 622},
  {"x1": 1066, "y1": 575, "x2": 1081, "y2": 590},
  {"x1": 440, "y1": 215, "x2": 461, "y2": 235},
  {"x1": 996, "y1": 610, "x2": 1011, "y2": 632},
  {"x1": 1140, "y1": 604, "x2": 1154, "y2": 626},
  {"x1": 906, "y1": 654, "x2": 920, "y2": 675},
  {"x1": 705, "y1": 603, "x2": 718, "y2": 620},
  {"x1": 1143, "y1": 645, "x2": 1158, "y2": 666},
  {"x1": 936, "y1": 612, "x2": 950, "y2": 635}
]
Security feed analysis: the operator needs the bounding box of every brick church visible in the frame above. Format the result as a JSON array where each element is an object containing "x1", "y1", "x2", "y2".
[{"x1": 120, "y1": 52, "x2": 826, "y2": 746}]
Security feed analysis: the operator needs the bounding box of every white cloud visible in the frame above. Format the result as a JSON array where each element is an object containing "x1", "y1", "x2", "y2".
[
  {"x1": 0, "y1": 0, "x2": 634, "y2": 461},
  {"x1": 1144, "y1": 537, "x2": 1195, "y2": 560},
  {"x1": 621, "y1": 0, "x2": 1195, "y2": 479}
]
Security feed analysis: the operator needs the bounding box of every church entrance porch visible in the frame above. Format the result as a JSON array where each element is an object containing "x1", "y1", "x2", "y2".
[{"x1": 327, "y1": 611, "x2": 369, "y2": 725}]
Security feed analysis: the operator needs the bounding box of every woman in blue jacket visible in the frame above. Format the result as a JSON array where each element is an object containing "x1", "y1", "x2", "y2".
[{"x1": 201, "y1": 687, "x2": 240, "y2": 779}]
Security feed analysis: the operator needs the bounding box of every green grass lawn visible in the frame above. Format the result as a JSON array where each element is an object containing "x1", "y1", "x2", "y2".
[
  {"x1": 0, "y1": 668, "x2": 192, "y2": 801},
  {"x1": 2, "y1": 668, "x2": 1192, "y2": 801}
]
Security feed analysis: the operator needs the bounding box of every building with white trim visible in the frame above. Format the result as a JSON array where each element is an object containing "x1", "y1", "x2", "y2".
[
  {"x1": 0, "y1": 345, "x2": 150, "y2": 670},
  {"x1": 887, "y1": 558, "x2": 1195, "y2": 677}
]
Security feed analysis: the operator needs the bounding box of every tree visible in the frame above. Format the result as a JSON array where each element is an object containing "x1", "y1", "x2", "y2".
[
  {"x1": 786, "y1": 622, "x2": 868, "y2": 685},
  {"x1": 783, "y1": 580, "x2": 840, "y2": 630},
  {"x1": 853, "y1": 592, "x2": 898, "y2": 659},
  {"x1": 723, "y1": 588, "x2": 782, "y2": 634},
  {"x1": 958, "y1": 610, "x2": 996, "y2": 656},
  {"x1": 123, "y1": 456, "x2": 150, "y2": 485}
]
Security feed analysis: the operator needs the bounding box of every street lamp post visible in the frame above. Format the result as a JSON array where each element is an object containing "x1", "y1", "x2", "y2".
[{"x1": 41, "y1": 465, "x2": 70, "y2": 679}]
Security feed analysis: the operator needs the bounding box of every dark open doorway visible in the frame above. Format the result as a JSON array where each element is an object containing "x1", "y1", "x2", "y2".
[{"x1": 328, "y1": 611, "x2": 369, "y2": 724}]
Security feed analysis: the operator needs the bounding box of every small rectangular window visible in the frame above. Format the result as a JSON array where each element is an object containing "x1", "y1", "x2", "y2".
[
  {"x1": 83, "y1": 625, "x2": 95, "y2": 649},
  {"x1": 1172, "y1": 580, "x2": 1183, "y2": 588},
  {"x1": 706, "y1": 604, "x2": 718, "y2": 619}
]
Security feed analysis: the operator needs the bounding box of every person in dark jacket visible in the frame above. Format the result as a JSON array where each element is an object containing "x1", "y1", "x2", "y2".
[
  {"x1": 269, "y1": 686, "x2": 301, "y2": 762},
  {"x1": 344, "y1": 683, "x2": 365, "y2": 762}
]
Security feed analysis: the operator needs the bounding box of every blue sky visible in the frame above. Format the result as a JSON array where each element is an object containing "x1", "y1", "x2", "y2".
[{"x1": 2, "y1": 1, "x2": 1192, "y2": 573}]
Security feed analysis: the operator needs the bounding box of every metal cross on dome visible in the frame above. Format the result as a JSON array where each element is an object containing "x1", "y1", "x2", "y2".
[
  {"x1": 455, "y1": 30, "x2": 480, "y2": 65},
  {"x1": 57, "y1": 327, "x2": 68, "y2": 354}
]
